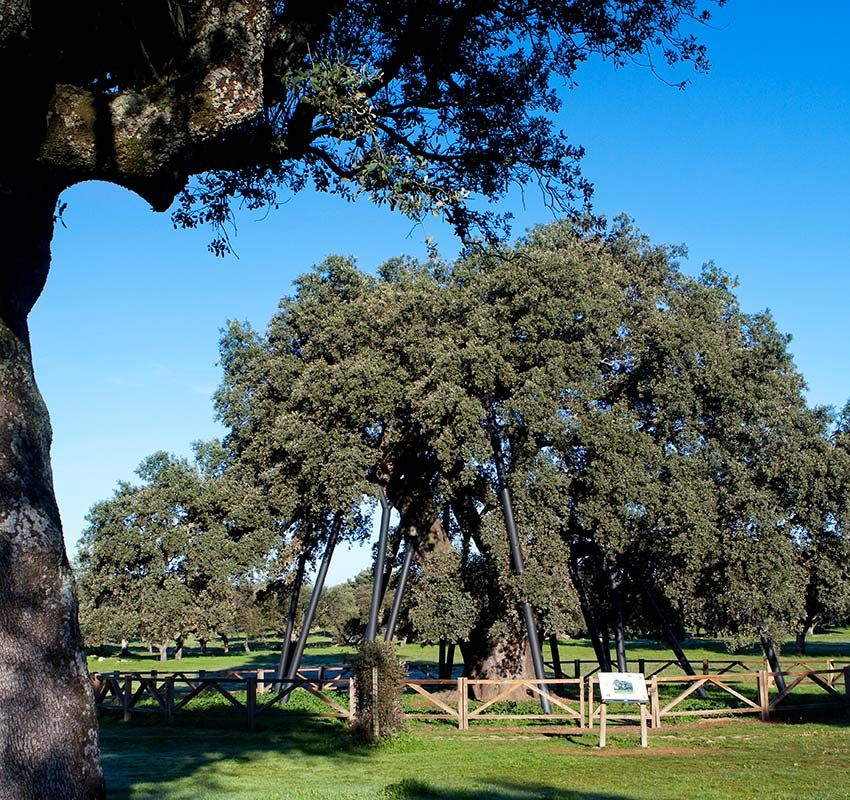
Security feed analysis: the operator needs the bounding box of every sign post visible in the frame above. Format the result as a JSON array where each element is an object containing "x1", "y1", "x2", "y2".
[{"x1": 597, "y1": 672, "x2": 649, "y2": 749}]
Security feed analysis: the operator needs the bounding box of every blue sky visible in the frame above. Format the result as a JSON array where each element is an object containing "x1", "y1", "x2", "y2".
[{"x1": 30, "y1": 1, "x2": 850, "y2": 584}]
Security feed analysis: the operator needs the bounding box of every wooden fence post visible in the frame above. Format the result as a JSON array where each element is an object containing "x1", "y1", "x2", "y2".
[
  {"x1": 122, "y1": 676, "x2": 132, "y2": 722},
  {"x1": 598, "y1": 702, "x2": 607, "y2": 748},
  {"x1": 650, "y1": 676, "x2": 659, "y2": 729},
  {"x1": 638, "y1": 658, "x2": 646, "y2": 676},
  {"x1": 579, "y1": 678, "x2": 585, "y2": 730},
  {"x1": 639, "y1": 703, "x2": 648, "y2": 748},
  {"x1": 574, "y1": 659, "x2": 581, "y2": 679},
  {"x1": 843, "y1": 667, "x2": 850, "y2": 706},
  {"x1": 588, "y1": 679, "x2": 594, "y2": 730},
  {"x1": 246, "y1": 675, "x2": 257, "y2": 731},
  {"x1": 165, "y1": 676, "x2": 175, "y2": 724},
  {"x1": 371, "y1": 666, "x2": 379, "y2": 741},
  {"x1": 348, "y1": 677, "x2": 356, "y2": 724},
  {"x1": 257, "y1": 669, "x2": 267, "y2": 694},
  {"x1": 463, "y1": 677, "x2": 470, "y2": 730},
  {"x1": 758, "y1": 670, "x2": 770, "y2": 721},
  {"x1": 702, "y1": 660, "x2": 709, "y2": 675}
]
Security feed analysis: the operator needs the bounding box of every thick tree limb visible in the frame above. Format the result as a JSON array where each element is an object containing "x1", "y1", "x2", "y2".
[{"x1": 37, "y1": 0, "x2": 271, "y2": 210}]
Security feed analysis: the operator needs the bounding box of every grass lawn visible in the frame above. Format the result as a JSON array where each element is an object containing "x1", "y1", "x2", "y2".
[
  {"x1": 100, "y1": 716, "x2": 850, "y2": 800},
  {"x1": 93, "y1": 630, "x2": 850, "y2": 798}
]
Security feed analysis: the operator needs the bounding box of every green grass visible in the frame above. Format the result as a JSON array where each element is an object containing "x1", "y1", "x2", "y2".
[
  {"x1": 100, "y1": 715, "x2": 850, "y2": 800},
  {"x1": 94, "y1": 630, "x2": 850, "y2": 798}
]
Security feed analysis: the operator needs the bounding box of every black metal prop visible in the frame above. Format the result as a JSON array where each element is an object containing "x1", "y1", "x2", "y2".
[
  {"x1": 490, "y1": 425, "x2": 552, "y2": 714},
  {"x1": 569, "y1": 556, "x2": 612, "y2": 671},
  {"x1": 277, "y1": 552, "x2": 307, "y2": 682},
  {"x1": 280, "y1": 516, "x2": 342, "y2": 698},
  {"x1": 384, "y1": 537, "x2": 414, "y2": 642},
  {"x1": 642, "y1": 582, "x2": 707, "y2": 699},
  {"x1": 761, "y1": 634, "x2": 787, "y2": 693},
  {"x1": 365, "y1": 490, "x2": 392, "y2": 641},
  {"x1": 548, "y1": 634, "x2": 563, "y2": 679}
]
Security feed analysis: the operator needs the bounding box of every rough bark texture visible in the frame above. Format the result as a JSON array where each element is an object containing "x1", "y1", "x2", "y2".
[
  {"x1": 460, "y1": 633, "x2": 535, "y2": 701},
  {"x1": 0, "y1": 188, "x2": 105, "y2": 799}
]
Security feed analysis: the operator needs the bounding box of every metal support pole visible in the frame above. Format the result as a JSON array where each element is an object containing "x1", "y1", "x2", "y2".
[
  {"x1": 490, "y1": 425, "x2": 552, "y2": 714},
  {"x1": 760, "y1": 634, "x2": 787, "y2": 693},
  {"x1": 641, "y1": 581, "x2": 707, "y2": 698},
  {"x1": 280, "y1": 517, "x2": 341, "y2": 699},
  {"x1": 277, "y1": 552, "x2": 307, "y2": 682},
  {"x1": 569, "y1": 556, "x2": 611, "y2": 671},
  {"x1": 365, "y1": 490, "x2": 391, "y2": 641},
  {"x1": 384, "y1": 538, "x2": 414, "y2": 641}
]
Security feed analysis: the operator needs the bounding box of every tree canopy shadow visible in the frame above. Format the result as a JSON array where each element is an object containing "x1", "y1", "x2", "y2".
[{"x1": 381, "y1": 779, "x2": 644, "y2": 800}]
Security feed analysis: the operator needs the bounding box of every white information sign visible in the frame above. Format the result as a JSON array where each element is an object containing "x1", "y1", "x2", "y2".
[{"x1": 598, "y1": 672, "x2": 649, "y2": 704}]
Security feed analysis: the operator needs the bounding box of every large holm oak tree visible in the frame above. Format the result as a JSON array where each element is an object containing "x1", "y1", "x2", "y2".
[{"x1": 0, "y1": 1, "x2": 720, "y2": 796}]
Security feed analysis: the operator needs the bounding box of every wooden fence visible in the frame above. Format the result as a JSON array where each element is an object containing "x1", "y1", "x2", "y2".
[
  {"x1": 91, "y1": 670, "x2": 352, "y2": 730},
  {"x1": 91, "y1": 665, "x2": 849, "y2": 733}
]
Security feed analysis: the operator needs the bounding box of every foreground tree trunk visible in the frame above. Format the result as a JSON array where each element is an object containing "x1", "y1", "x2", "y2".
[{"x1": 0, "y1": 183, "x2": 105, "y2": 798}]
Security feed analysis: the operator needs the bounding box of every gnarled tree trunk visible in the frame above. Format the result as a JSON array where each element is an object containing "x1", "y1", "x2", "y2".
[
  {"x1": 0, "y1": 182, "x2": 105, "y2": 799},
  {"x1": 460, "y1": 632, "x2": 535, "y2": 701}
]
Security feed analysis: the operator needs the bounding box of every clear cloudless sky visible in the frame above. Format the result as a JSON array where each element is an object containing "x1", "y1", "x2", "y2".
[{"x1": 29, "y1": 0, "x2": 850, "y2": 584}]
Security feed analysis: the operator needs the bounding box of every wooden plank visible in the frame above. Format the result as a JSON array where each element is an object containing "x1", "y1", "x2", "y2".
[
  {"x1": 209, "y1": 680, "x2": 245, "y2": 709},
  {"x1": 768, "y1": 672, "x2": 809, "y2": 708},
  {"x1": 457, "y1": 713, "x2": 581, "y2": 720},
  {"x1": 463, "y1": 678, "x2": 579, "y2": 685},
  {"x1": 804, "y1": 672, "x2": 844, "y2": 698},
  {"x1": 659, "y1": 678, "x2": 709, "y2": 715},
  {"x1": 661, "y1": 707, "x2": 762, "y2": 718},
  {"x1": 299, "y1": 682, "x2": 350, "y2": 716},
  {"x1": 172, "y1": 680, "x2": 212, "y2": 712},
  {"x1": 405, "y1": 683, "x2": 458, "y2": 718},
  {"x1": 706, "y1": 677, "x2": 760, "y2": 709},
  {"x1": 466, "y1": 683, "x2": 528, "y2": 718},
  {"x1": 524, "y1": 683, "x2": 581, "y2": 718},
  {"x1": 654, "y1": 671, "x2": 760, "y2": 683}
]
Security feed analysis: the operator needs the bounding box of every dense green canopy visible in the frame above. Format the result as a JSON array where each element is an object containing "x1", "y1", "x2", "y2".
[
  {"x1": 215, "y1": 219, "x2": 850, "y2": 674},
  {"x1": 76, "y1": 442, "x2": 286, "y2": 658}
]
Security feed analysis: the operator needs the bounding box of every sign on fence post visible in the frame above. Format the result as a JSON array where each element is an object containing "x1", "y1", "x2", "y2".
[{"x1": 597, "y1": 672, "x2": 649, "y2": 749}]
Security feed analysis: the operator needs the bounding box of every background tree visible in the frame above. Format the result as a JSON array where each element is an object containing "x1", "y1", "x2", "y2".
[
  {"x1": 0, "y1": 3, "x2": 722, "y2": 793},
  {"x1": 76, "y1": 443, "x2": 277, "y2": 661},
  {"x1": 315, "y1": 570, "x2": 384, "y2": 645}
]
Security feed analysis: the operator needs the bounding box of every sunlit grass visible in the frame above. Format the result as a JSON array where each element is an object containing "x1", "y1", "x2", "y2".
[{"x1": 100, "y1": 716, "x2": 850, "y2": 800}]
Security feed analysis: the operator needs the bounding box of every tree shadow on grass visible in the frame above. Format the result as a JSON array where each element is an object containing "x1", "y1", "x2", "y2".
[
  {"x1": 101, "y1": 720, "x2": 647, "y2": 800},
  {"x1": 100, "y1": 711, "x2": 653, "y2": 800},
  {"x1": 382, "y1": 779, "x2": 645, "y2": 800},
  {"x1": 101, "y1": 717, "x2": 370, "y2": 800}
]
